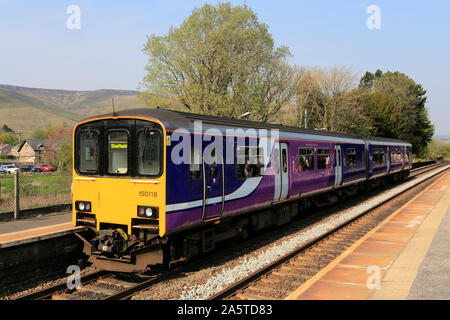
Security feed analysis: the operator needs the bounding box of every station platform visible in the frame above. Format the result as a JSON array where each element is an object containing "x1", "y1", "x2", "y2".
[
  {"x1": 0, "y1": 211, "x2": 83, "y2": 248},
  {"x1": 286, "y1": 171, "x2": 450, "y2": 300}
]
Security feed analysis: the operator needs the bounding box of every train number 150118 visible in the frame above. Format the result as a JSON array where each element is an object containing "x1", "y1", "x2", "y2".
[{"x1": 139, "y1": 191, "x2": 158, "y2": 197}]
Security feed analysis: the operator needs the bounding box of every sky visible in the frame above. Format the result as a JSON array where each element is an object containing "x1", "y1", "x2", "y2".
[{"x1": 0, "y1": 0, "x2": 449, "y2": 135}]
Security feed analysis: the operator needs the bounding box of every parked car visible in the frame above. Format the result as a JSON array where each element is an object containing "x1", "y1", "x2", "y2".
[
  {"x1": 0, "y1": 164, "x2": 20, "y2": 174},
  {"x1": 31, "y1": 166, "x2": 43, "y2": 172},
  {"x1": 20, "y1": 164, "x2": 36, "y2": 172},
  {"x1": 35, "y1": 164, "x2": 56, "y2": 172}
]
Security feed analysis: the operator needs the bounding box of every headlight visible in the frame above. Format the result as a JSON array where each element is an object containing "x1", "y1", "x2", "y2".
[
  {"x1": 137, "y1": 206, "x2": 159, "y2": 219},
  {"x1": 76, "y1": 201, "x2": 91, "y2": 212}
]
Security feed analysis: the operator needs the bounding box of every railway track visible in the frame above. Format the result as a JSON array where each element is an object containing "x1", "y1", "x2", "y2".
[
  {"x1": 12, "y1": 161, "x2": 449, "y2": 300},
  {"x1": 208, "y1": 162, "x2": 450, "y2": 300},
  {"x1": 14, "y1": 268, "x2": 184, "y2": 300}
]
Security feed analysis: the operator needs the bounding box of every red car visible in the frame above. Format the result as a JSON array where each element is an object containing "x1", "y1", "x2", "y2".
[{"x1": 36, "y1": 164, "x2": 56, "y2": 172}]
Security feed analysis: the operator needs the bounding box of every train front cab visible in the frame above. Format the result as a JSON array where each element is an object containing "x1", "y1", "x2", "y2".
[{"x1": 72, "y1": 116, "x2": 167, "y2": 272}]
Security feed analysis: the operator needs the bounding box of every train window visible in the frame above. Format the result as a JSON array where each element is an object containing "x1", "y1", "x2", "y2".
[
  {"x1": 208, "y1": 148, "x2": 218, "y2": 179},
  {"x1": 108, "y1": 131, "x2": 129, "y2": 175},
  {"x1": 137, "y1": 130, "x2": 161, "y2": 176},
  {"x1": 373, "y1": 148, "x2": 382, "y2": 164},
  {"x1": 391, "y1": 149, "x2": 401, "y2": 162},
  {"x1": 318, "y1": 148, "x2": 330, "y2": 169},
  {"x1": 298, "y1": 148, "x2": 314, "y2": 171},
  {"x1": 236, "y1": 146, "x2": 264, "y2": 179},
  {"x1": 78, "y1": 130, "x2": 99, "y2": 174},
  {"x1": 189, "y1": 146, "x2": 201, "y2": 180},
  {"x1": 346, "y1": 148, "x2": 357, "y2": 167},
  {"x1": 377, "y1": 148, "x2": 387, "y2": 164},
  {"x1": 282, "y1": 149, "x2": 287, "y2": 173}
]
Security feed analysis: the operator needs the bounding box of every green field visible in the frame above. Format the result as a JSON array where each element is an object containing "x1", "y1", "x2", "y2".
[{"x1": 0, "y1": 172, "x2": 72, "y2": 213}]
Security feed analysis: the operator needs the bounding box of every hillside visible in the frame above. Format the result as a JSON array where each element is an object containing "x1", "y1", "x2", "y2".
[{"x1": 0, "y1": 84, "x2": 147, "y2": 136}]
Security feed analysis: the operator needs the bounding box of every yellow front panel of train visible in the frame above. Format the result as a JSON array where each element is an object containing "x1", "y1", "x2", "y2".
[
  {"x1": 72, "y1": 116, "x2": 167, "y2": 237},
  {"x1": 72, "y1": 175, "x2": 165, "y2": 235}
]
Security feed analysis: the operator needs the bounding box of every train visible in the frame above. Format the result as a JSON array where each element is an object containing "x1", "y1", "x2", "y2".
[{"x1": 72, "y1": 108, "x2": 412, "y2": 272}]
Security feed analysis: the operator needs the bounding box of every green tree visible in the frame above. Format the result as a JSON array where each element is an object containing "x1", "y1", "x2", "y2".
[
  {"x1": 141, "y1": 2, "x2": 296, "y2": 121},
  {"x1": 32, "y1": 127, "x2": 55, "y2": 140},
  {"x1": 57, "y1": 142, "x2": 72, "y2": 172},
  {"x1": 0, "y1": 133, "x2": 19, "y2": 145},
  {"x1": 359, "y1": 70, "x2": 434, "y2": 157}
]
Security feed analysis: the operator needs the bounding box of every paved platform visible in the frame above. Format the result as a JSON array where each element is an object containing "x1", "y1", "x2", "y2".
[
  {"x1": 286, "y1": 171, "x2": 450, "y2": 300},
  {"x1": 0, "y1": 211, "x2": 84, "y2": 248}
]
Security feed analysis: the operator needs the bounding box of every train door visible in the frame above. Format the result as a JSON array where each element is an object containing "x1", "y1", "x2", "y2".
[
  {"x1": 386, "y1": 147, "x2": 391, "y2": 173},
  {"x1": 402, "y1": 147, "x2": 406, "y2": 170},
  {"x1": 273, "y1": 142, "x2": 289, "y2": 201},
  {"x1": 280, "y1": 143, "x2": 289, "y2": 201},
  {"x1": 202, "y1": 149, "x2": 224, "y2": 221},
  {"x1": 273, "y1": 143, "x2": 281, "y2": 201},
  {"x1": 334, "y1": 145, "x2": 342, "y2": 186}
]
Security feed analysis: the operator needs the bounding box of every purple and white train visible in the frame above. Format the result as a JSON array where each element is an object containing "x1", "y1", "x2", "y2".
[{"x1": 73, "y1": 108, "x2": 412, "y2": 272}]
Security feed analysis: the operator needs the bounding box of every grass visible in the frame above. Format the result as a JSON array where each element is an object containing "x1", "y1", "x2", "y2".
[
  {"x1": 0, "y1": 172, "x2": 72, "y2": 213},
  {"x1": 428, "y1": 139, "x2": 450, "y2": 160}
]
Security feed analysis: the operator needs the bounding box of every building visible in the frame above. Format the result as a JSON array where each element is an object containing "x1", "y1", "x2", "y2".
[{"x1": 13, "y1": 139, "x2": 58, "y2": 164}]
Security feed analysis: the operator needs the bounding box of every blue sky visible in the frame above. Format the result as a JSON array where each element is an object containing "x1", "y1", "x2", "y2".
[{"x1": 0, "y1": 0, "x2": 449, "y2": 134}]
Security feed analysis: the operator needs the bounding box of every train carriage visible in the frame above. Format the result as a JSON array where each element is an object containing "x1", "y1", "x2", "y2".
[{"x1": 72, "y1": 108, "x2": 412, "y2": 272}]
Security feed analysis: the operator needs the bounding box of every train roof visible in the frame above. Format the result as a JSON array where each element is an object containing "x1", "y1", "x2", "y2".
[{"x1": 80, "y1": 108, "x2": 412, "y2": 146}]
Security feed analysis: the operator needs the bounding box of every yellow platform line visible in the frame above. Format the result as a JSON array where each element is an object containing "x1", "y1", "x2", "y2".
[{"x1": 285, "y1": 171, "x2": 450, "y2": 300}]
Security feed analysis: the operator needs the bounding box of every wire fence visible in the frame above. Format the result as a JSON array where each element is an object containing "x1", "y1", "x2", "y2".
[{"x1": 0, "y1": 172, "x2": 72, "y2": 215}]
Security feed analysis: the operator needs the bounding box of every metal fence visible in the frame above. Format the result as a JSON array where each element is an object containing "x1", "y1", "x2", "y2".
[{"x1": 0, "y1": 172, "x2": 72, "y2": 216}]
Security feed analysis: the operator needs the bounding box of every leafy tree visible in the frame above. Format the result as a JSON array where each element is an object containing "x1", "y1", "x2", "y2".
[
  {"x1": 358, "y1": 92, "x2": 399, "y2": 137},
  {"x1": 288, "y1": 66, "x2": 372, "y2": 135},
  {"x1": 141, "y1": 2, "x2": 296, "y2": 121},
  {"x1": 359, "y1": 70, "x2": 434, "y2": 156},
  {"x1": 0, "y1": 133, "x2": 19, "y2": 145},
  {"x1": 32, "y1": 127, "x2": 55, "y2": 140},
  {"x1": 57, "y1": 142, "x2": 72, "y2": 172}
]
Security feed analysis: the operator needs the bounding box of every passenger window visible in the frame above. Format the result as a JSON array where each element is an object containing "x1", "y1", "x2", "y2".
[
  {"x1": 208, "y1": 148, "x2": 218, "y2": 179},
  {"x1": 318, "y1": 148, "x2": 330, "y2": 169},
  {"x1": 189, "y1": 146, "x2": 201, "y2": 180},
  {"x1": 298, "y1": 148, "x2": 314, "y2": 171},
  {"x1": 282, "y1": 149, "x2": 287, "y2": 173},
  {"x1": 373, "y1": 148, "x2": 382, "y2": 164},
  {"x1": 137, "y1": 130, "x2": 161, "y2": 176},
  {"x1": 346, "y1": 148, "x2": 357, "y2": 167},
  {"x1": 108, "y1": 131, "x2": 128, "y2": 175},
  {"x1": 79, "y1": 130, "x2": 99, "y2": 174},
  {"x1": 236, "y1": 146, "x2": 264, "y2": 179}
]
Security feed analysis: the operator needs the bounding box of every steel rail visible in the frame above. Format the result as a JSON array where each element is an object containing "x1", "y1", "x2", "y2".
[{"x1": 14, "y1": 270, "x2": 110, "y2": 300}]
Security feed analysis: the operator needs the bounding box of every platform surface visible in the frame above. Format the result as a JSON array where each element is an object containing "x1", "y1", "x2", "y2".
[
  {"x1": 286, "y1": 172, "x2": 450, "y2": 300},
  {"x1": 0, "y1": 211, "x2": 78, "y2": 248}
]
